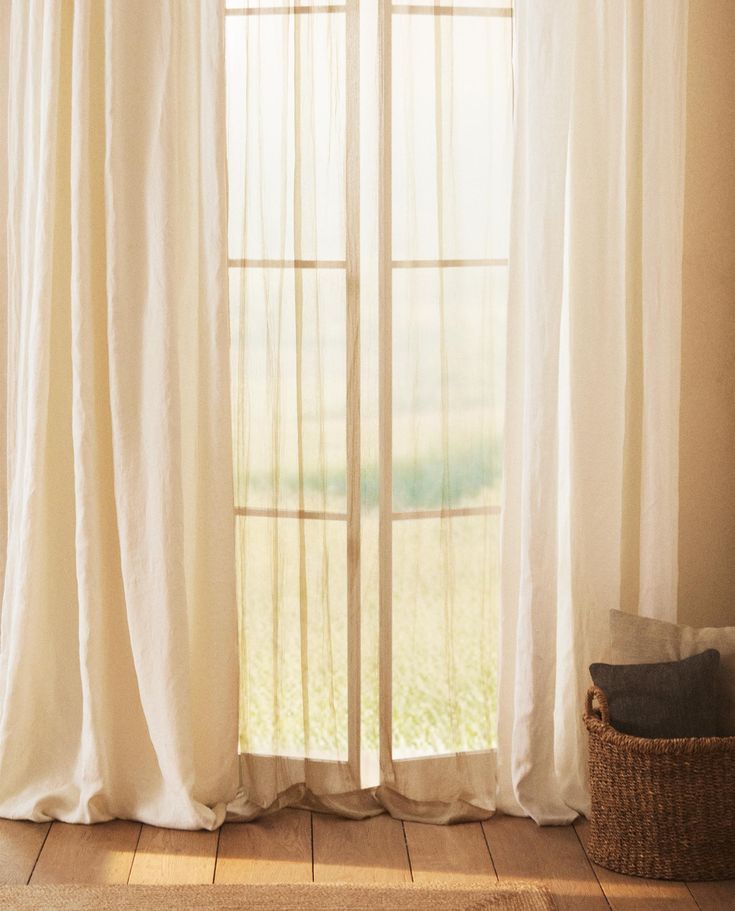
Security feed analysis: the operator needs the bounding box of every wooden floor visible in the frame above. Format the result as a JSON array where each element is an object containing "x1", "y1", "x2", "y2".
[{"x1": 0, "y1": 812, "x2": 733, "y2": 910}]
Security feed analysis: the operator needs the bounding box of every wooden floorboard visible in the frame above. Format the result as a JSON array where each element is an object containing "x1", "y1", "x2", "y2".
[
  {"x1": 686, "y1": 880, "x2": 735, "y2": 911},
  {"x1": 215, "y1": 809, "x2": 312, "y2": 883},
  {"x1": 29, "y1": 820, "x2": 140, "y2": 885},
  {"x1": 404, "y1": 820, "x2": 497, "y2": 884},
  {"x1": 312, "y1": 813, "x2": 411, "y2": 883},
  {"x1": 127, "y1": 825, "x2": 219, "y2": 885},
  {"x1": 483, "y1": 815, "x2": 610, "y2": 911},
  {"x1": 1, "y1": 811, "x2": 733, "y2": 908},
  {"x1": 0, "y1": 820, "x2": 50, "y2": 885},
  {"x1": 574, "y1": 819, "x2": 699, "y2": 911}
]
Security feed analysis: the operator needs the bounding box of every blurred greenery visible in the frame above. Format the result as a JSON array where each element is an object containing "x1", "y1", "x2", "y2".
[
  {"x1": 236, "y1": 507, "x2": 499, "y2": 760},
  {"x1": 242, "y1": 437, "x2": 503, "y2": 513}
]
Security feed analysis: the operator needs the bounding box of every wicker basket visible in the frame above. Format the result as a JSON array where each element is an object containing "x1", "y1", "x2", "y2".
[{"x1": 584, "y1": 685, "x2": 735, "y2": 881}]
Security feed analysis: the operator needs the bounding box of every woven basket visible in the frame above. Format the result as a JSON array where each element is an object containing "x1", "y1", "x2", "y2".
[{"x1": 584, "y1": 685, "x2": 735, "y2": 881}]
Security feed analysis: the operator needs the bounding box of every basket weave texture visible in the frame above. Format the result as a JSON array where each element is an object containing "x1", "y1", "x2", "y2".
[{"x1": 584, "y1": 685, "x2": 735, "y2": 881}]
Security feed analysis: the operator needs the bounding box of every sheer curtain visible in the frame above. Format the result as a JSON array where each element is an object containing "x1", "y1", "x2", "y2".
[
  {"x1": 225, "y1": 0, "x2": 512, "y2": 822},
  {"x1": 497, "y1": 0, "x2": 689, "y2": 824},
  {"x1": 0, "y1": 0, "x2": 238, "y2": 828}
]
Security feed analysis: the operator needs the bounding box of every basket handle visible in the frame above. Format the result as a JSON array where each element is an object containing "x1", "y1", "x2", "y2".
[{"x1": 585, "y1": 686, "x2": 611, "y2": 726}]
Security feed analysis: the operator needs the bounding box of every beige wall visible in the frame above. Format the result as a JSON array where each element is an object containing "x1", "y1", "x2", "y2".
[{"x1": 678, "y1": 0, "x2": 735, "y2": 628}]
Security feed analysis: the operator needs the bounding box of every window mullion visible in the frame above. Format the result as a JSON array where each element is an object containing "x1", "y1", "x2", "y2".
[
  {"x1": 345, "y1": 0, "x2": 362, "y2": 784},
  {"x1": 378, "y1": 0, "x2": 394, "y2": 778}
]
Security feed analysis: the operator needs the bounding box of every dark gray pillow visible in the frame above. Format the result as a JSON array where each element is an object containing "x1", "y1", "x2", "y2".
[{"x1": 589, "y1": 649, "x2": 720, "y2": 739}]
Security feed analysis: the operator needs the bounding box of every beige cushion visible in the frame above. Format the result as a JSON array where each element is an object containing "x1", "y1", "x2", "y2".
[{"x1": 610, "y1": 610, "x2": 735, "y2": 736}]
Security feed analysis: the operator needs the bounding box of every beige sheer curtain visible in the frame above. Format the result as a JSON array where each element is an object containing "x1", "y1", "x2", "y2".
[
  {"x1": 225, "y1": 0, "x2": 512, "y2": 822},
  {"x1": 0, "y1": 0, "x2": 238, "y2": 828},
  {"x1": 497, "y1": 0, "x2": 689, "y2": 825}
]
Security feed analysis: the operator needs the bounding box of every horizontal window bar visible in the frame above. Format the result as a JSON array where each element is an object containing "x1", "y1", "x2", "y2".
[
  {"x1": 392, "y1": 5, "x2": 511, "y2": 18},
  {"x1": 392, "y1": 258, "x2": 508, "y2": 269},
  {"x1": 229, "y1": 258, "x2": 346, "y2": 270},
  {"x1": 235, "y1": 506, "x2": 348, "y2": 521},
  {"x1": 240, "y1": 751, "x2": 352, "y2": 767},
  {"x1": 235, "y1": 505, "x2": 500, "y2": 521},
  {"x1": 226, "y1": 5, "x2": 345, "y2": 16},
  {"x1": 392, "y1": 505, "x2": 501, "y2": 521}
]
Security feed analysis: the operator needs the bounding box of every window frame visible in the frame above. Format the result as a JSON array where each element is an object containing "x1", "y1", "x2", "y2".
[{"x1": 225, "y1": 0, "x2": 510, "y2": 784}]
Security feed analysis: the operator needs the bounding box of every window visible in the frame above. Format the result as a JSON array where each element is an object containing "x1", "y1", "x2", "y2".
[{"x1": 225, "y1": 0, "x2": 511, "y2": 780}]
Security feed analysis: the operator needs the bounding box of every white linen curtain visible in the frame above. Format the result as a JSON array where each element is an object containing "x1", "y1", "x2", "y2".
[
  {"x1": 497, "y1": 0, "x2": 689, "y2": 824},
  {"x1": 0, "y1": 1, "x2": 9, "y2": 590},
  {"x1": 0, "y1": 0, "x2": 239, "y2": 828},
  {"x1": 0, "y1": 0, "x2": 690, "y2": 830}
]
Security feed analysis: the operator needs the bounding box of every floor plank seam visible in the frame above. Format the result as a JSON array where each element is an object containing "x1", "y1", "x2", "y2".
[
  {"x1": 400, "y1": 820, "x2": 415, "y2": 884},
  {"x1": 126, "y1": 823, "x2": 144, "y2": 885},
  {"x1": 211, "y1": 825, "x2": 223, "y2": 884},
  {"x1": 478, "y1": 820, "x2": 499, "y2": 882},
  {"x1": 685, "y1": 884, "x2": 703, "y2": 911},
  {"x1": 572, "y1": 822, "x2": 613, "y2": 910},
  {"x1": 309, "y1": 812, "x2": 315, "y2": 883},
  {"x1": 25, "y1": 822, "x2": 52, "y2": 885}
]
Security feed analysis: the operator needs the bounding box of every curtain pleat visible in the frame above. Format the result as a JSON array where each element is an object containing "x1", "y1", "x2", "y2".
[
  {"x1": 0, "y1": 0, "x2": 691, "y2": 829},
  {"x1": 0, "y1": 0, "x2": 238, "y2": 828},
  {"x1": 0, "y1": 0, "x2": 9, "y2": 596},
  {"x1": 497, "y1": 0, "x2": 688, "y2": 824},
  {"x1": 638, "y1": 1, "x2": 689, "y2": 619}
]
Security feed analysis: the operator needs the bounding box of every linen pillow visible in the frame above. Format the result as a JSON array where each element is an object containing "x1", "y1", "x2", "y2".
[
  {"x1": 589, "y1": 650, "x2": 720, "y2": 739},
  {"x1": 610, "y1": 609, "x2": 735, "y2": 736}
]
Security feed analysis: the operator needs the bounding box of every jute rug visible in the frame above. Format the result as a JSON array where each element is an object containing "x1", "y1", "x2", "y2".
[{"x1": 0, "y1": 882, "x2": 555, "y2": 910}]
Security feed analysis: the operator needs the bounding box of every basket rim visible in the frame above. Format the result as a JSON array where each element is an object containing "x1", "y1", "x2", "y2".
[{"x1": 583, "y1": 686, "x2": 735, "y2": 755}]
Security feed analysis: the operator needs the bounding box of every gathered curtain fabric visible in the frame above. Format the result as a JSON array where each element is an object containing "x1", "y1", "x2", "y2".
[
  {"x1": 497, "y1": 0, "x2": 689, "y2": 824},
  {"x1": 0, "y1": 0, "x2": 239, "y2": 828},
  {"x1": 0, "y1": 0, "x2": 691, "y2": 830}
]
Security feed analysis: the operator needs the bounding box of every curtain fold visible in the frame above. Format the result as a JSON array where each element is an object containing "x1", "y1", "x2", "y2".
[
  {"x1": 0, "y1": 0, "x2": 9, "y2": 594},
  {"x1": 497, "y1": 0, "x2": 689, "y2": 825},
  {"x1": 0, "y1": 0, "x2": 691, "y2": 829},
  {"x1": 0, "y1": 0, "x2": 239, "y2": 828}
]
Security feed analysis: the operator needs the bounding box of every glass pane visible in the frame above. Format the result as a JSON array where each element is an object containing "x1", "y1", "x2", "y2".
[
  {"x1": 392, "y1": 14, "x2": 512, "y2": 262},
  {"x1": 230, "y1": 267, "x2": 347, "y2": 514},
  {"x1": 226, "y1": 14, "x2": 346, "y2": 261},
  {"x1": 396, "y1": 1, "x2": 511, "y2": 8},
  {"x1": 392, "y1": 266, "x2": 506, "y2": 511},
  {"x1": 237, "y1": 515, "x2": 348, "y2": 759},
  {"x1": 226, "y1": 1, "x2": 346, "y2": 11},
  {"x1": 226, "y1": 0, "x2": 510, "y2": 771},
  {"x1": 393, "y1": 514, "x2": 500, "y2": 758}
]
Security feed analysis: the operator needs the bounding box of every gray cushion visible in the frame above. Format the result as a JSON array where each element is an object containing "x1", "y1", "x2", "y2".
[{"x1": 589, "y1": 649, "x2": 720, "y2": 739}]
